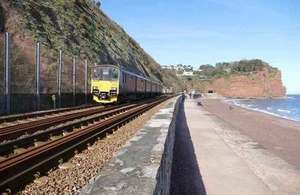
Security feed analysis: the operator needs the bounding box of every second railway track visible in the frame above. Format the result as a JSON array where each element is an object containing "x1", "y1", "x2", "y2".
[
  {"x1": 0, "y1": 104, "x2": 97, "y2": 124},
  {"x1": 0, "y1": 103, "x2": 137, "y2": 156}
]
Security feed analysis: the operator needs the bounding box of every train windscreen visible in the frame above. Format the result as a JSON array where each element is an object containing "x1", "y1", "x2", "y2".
[{"x1": 93, "y1": 66, "x2": 119, "y2": 81}]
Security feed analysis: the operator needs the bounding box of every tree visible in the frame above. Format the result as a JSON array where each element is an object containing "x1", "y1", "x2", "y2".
[{"x1": 199, "y1": 64, "x2": 215, "y2": 71}]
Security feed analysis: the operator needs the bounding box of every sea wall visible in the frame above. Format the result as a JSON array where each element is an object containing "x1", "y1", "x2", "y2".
[{"x1": 154, "y1": 96, "x2": 181, "y2": 194}]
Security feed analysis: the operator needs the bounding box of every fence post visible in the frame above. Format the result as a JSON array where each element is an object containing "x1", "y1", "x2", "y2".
[
  {"x1": 58, "y1": 50, "x2": 62, "y2": 108},
  {"x1": 4, "y1": 32, "x2": 11, "y2": 115},
  {"x1": 72, "y1": 56, "x2": 76, "y2": 106},
  {"x1": 84, "y1": 59, "x2": 88, "y2": 104},
  {"x1": 35, "y1": 42, "x2": 41, "y2": 111}
]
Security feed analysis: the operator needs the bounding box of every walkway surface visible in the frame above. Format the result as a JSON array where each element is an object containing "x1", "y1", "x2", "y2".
[{"x1": 173, "y1": 98, "x2": 300, "y2": 195}]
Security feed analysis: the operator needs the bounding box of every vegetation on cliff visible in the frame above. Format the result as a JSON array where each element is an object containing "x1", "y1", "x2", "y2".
[
  {"x1": 196, "y1": 59, "x2": 278, "y2": 80},
  {"x1": 0, "y1": 0, "x2": 182, "y2": 93}
]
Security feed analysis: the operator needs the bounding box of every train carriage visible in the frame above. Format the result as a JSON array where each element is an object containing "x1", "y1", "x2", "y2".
[
  {"x1": 120, "y1": 71, "x2": 136, "y2": 100},
  {"x1": 151, "y1": 82, "x2": 155, "y2": 96},
  {"x1": 91, "y1": 64, "x2": 162, "y2": 104},
  {"x1": 145, "y1": 79, "x2": 152, "y2": 97},
  {"x1": 136, "y1": 76, "x2": 146, "y2": 98}
]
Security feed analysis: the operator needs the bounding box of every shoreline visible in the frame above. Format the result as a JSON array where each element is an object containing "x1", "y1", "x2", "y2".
[
  {"x1": 200, "y1": 98, "x2": 300, "y2": 169},
  {"x1": 223, "y1": 98, "x2": 300, "y2": 123}
]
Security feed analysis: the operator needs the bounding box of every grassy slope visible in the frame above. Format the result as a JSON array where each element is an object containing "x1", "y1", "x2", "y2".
[{"x1": 0, "y1": 0, "x2": 182, "y2": 93}]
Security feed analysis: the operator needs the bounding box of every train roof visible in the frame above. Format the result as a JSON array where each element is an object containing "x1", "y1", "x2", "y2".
[{"x1": 93, "y1": 64, "x2": 162, "y2": 85}]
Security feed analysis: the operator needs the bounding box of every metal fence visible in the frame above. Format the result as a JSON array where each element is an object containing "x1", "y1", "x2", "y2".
[
  {"x1": 0, "y1": 34, "x2": 4, "y2": 115},
  {"x1": 0, "y1": 32, "x2": 92, "y2": 116}
]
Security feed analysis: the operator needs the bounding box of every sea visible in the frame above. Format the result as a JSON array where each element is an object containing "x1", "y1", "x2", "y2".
[{"x1": 226, "y1": 95, "x2": 300, "y2": 122}]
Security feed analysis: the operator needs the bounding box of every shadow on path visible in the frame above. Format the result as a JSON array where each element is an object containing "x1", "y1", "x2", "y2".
[{"x1": 170, "y1": 99, "x2": 206, "y2": 195}]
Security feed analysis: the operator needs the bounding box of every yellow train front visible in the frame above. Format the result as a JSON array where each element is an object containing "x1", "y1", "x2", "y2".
[
  {"x1": 91, "y1": 65, "x2": 119, "y2": 103},
  {"x1": 91, "y1": 64, "x2": 162, "y2": 104}
]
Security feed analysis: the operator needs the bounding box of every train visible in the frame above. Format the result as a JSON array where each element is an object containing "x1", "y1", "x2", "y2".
[{"x1": 91, "y1": 64, "x2": 163, "y2": 104}]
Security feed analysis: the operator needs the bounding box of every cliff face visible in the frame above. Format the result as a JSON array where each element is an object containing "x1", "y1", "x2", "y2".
[{"x1": 206, "y1": 69, "x2": 286, "y2": 98}]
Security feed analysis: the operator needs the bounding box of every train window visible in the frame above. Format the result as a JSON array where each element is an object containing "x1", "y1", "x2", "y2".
[
  {"x1": 111, "y1": 68, "x2": 118, "y2": 80},
  {"x1": 93, "y1": 66, "x2": 119, "y2": 81}
]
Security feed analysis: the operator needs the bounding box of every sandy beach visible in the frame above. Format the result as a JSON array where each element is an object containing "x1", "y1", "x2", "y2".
[{"x1": 200, "y1": 98, "x2": 300, "y2": 169}]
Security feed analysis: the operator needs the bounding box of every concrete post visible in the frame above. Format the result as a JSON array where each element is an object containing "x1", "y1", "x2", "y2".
[
  {"x1": 35, "y1": 42, "x2": 41, "y2": 111},
  {"x1": 58, "y1": 50, "x2": 62, "y2": 108},
  {"x1": 72, "y1": 56, "x2": 76, "y2": 106},
  {"x1": 84, "y1": 59, "x2": 88, "y2": 104},
  {"x1": 4, "y1": 32, "x2": 11, "y2": 115}
]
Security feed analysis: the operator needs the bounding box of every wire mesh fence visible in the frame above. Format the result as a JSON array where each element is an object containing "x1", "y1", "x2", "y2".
[
  {"x1": 11, "y1": 35, "x2": 36, "y2": 113},
  {"x1": 75, "y1": 57, "x2": 90, "y2": 105},
  {"x1": 0, "y1": 32, "x2": 93, "y2": 116},
  {"x1": 60, "y1": 53, "x2": 74, "y2": 107},
  {"x1": 40, "y1": 43, "x2": 59, "y2": 110}
]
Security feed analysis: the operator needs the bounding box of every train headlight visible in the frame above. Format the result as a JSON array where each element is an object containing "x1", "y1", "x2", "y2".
[
  {"x1": 110, "y1": 87, "x2": 117, "y2": 96},
  {"x1": 93, "y1": 86, "x2": 98, "y2": 90}
]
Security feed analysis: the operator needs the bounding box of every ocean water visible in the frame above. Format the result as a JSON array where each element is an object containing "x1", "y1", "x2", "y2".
[{"x1": 227, "y1": 95, "x2": 300, "y2": 122}]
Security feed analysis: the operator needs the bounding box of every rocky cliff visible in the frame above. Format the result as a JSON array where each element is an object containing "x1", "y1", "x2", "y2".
[
  {"x1": 183, "y1": 59, "x2": 286, "y2": 98},
  {"x1": 205, "y1": 69, "x2": 286, "y2": 98}
]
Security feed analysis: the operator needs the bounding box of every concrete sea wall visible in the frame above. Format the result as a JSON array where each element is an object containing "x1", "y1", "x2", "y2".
[{"x1": 154, "y1": 96, "x2": 182, "y2": 195}]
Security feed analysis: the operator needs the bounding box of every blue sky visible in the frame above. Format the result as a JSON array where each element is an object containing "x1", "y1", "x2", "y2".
[{"x1": 102, "y1": 0, "x2": 300, "y2": 94}]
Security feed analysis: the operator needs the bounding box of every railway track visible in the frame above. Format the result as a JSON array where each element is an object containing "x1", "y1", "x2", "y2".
[
  {"x1": 0, "y1": 104, "x2": 131, "y2": 142},
  {"x1": 0, "y1": 104, "x2": 97, "y2": 124},
  {"x1": 0, "y1": 104, "x2": 136, "y2": 156},
  {"x1": 0, "y1": 96, "x2": 171, "y2": 193}
]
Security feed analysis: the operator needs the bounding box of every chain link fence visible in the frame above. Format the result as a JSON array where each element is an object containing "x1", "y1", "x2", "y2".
[
  {"x1": 40, "y1": 43, "x2": 59, "y2": 110},
  {"x1": 11, "y1": 35, "x2": 36, "y2": 113},
  {"x1": 0, "y1": 32, "x2": 92, "y2": 116},
  {"x1": 75, "y1": 57, "x2": 91, "y2": 105}
]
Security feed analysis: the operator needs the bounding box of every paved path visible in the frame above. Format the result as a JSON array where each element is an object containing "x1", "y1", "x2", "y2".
[
  {"x1": 175, "y1": 98, "x2": 300, "y2": 195},
  {"x1": 173, "y1": 98, "x2": 274, "y2": 195}
]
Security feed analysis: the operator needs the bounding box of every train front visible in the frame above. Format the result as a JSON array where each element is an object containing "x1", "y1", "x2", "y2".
[{"x1": 91, "y1": 65, "x2": 119, "y2": 104}]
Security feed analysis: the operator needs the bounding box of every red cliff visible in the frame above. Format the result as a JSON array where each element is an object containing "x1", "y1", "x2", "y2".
[{"x1": 206, "y1": 69, "x2": 286, "y2": 98}]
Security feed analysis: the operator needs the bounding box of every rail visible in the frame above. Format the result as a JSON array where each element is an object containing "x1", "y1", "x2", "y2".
[{"x1": 0, "y1": 96, "x2": 172, "y2": 193}]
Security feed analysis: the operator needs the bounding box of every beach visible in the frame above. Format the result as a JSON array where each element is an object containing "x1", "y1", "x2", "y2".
[{"x1": 200, "y1": 98, "x2": 300, "y2": 169}]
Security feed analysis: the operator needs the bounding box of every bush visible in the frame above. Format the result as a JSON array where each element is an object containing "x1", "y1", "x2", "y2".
[{"x1": 197, "y1": 59, "x2": 275, "y2": 79}]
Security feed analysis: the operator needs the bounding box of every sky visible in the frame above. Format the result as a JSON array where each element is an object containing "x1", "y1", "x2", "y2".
[{"x1": 101, "y1": 0, "x2": 300, "y2": 94}]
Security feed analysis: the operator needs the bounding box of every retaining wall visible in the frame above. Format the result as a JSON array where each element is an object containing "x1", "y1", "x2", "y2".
[{"x1": 154, "y1": 96, "x2": 181, "y2": 195}]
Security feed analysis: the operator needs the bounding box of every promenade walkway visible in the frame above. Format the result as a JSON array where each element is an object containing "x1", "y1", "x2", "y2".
[{"x1": 171, "y1": 98, "x2": 273, "y2": 195}]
